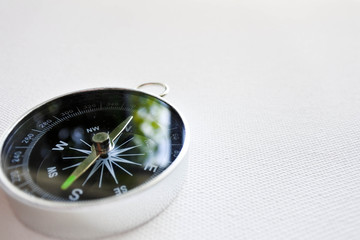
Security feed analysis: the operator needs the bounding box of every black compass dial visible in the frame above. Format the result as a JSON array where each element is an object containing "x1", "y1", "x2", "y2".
[{"x1": 1, "y1": 89, "x2": 185, "y2": 201}]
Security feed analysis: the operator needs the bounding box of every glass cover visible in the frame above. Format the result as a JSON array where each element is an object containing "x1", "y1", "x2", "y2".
[{"x1": 1, "y1": 89, "x2": 185, "y2": 201}]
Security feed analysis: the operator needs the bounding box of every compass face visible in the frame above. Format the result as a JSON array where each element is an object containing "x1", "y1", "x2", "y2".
[{"x1": 0, "y1": 89, "x2": 186, "y2": 202}]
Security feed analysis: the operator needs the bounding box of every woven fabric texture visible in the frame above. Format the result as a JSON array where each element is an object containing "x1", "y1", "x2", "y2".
[{"x1": 0, "y1": 0, "x2": 360, "y2": 239}]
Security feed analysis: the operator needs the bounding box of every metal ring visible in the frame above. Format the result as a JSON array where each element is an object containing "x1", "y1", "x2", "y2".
[{"x1": 136, "y1": 82, "x2": 170, "y2": 97}]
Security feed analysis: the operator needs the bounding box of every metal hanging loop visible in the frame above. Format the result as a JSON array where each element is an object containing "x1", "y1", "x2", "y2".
[{"x1": 136, "y1": 82, "x2": 170, "y2": 97}]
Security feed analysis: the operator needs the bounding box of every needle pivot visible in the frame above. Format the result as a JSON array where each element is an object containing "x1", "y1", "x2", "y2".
[{"x1": 92, "y1": 132, "x2": 111, "y2": 157}]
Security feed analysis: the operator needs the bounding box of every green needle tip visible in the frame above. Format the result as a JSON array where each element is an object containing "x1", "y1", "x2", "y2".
[{"x1": 61, "y1": 175, "x2": 76, "y2": 190}]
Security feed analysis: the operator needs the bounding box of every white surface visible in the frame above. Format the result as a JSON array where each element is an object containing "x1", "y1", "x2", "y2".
[{"x1": 1, "y1": 0, "x2": 360, "y2": 239}]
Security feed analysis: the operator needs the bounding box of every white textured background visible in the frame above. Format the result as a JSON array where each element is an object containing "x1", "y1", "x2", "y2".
[{"x1": 1, "y1": 0, "x2": 360, "y2": 239}]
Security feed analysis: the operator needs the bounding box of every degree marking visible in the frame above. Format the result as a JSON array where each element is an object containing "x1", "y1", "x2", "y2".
[
  {"x1": 7, "y1": 164, "x2": 26, "y2": 169},
  {"x1": 31, "y1": 129, "x2": 43, "y2": 133},
  {"x1": 17, "y1": 181, "x2": 30, "y2": 188}
]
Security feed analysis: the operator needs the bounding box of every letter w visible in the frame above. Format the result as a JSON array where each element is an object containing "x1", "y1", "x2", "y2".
[{"x1": 52, "y1": 141, "x2": 68, "y2": 151}]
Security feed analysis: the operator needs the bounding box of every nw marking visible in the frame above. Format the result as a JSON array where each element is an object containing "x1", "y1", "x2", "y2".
[{"x1": 86, "y1": 126, "x2": 100, "y2": 133}]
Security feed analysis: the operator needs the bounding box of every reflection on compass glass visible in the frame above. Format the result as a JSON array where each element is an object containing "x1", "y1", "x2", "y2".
[{"x1": 1, "y1": 89, "x2": 185, "y2": 201}]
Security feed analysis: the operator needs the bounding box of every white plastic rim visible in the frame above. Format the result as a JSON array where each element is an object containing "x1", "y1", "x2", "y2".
[{"x1": 0, "y1": 87, "x2": 190, "y2": 239}]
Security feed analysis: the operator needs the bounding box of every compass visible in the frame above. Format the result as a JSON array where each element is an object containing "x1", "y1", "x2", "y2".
[{"x1": 0, "y1": 83, "x2": 189, "y2": 239}]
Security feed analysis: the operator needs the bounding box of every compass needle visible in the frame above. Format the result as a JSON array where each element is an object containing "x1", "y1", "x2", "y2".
[
  {"x1": 61, "y1": 147, "x2": 100, "y2": 190},
  {"x1": 109, "y1": 115, "x2": 133, "y2": 142}
]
